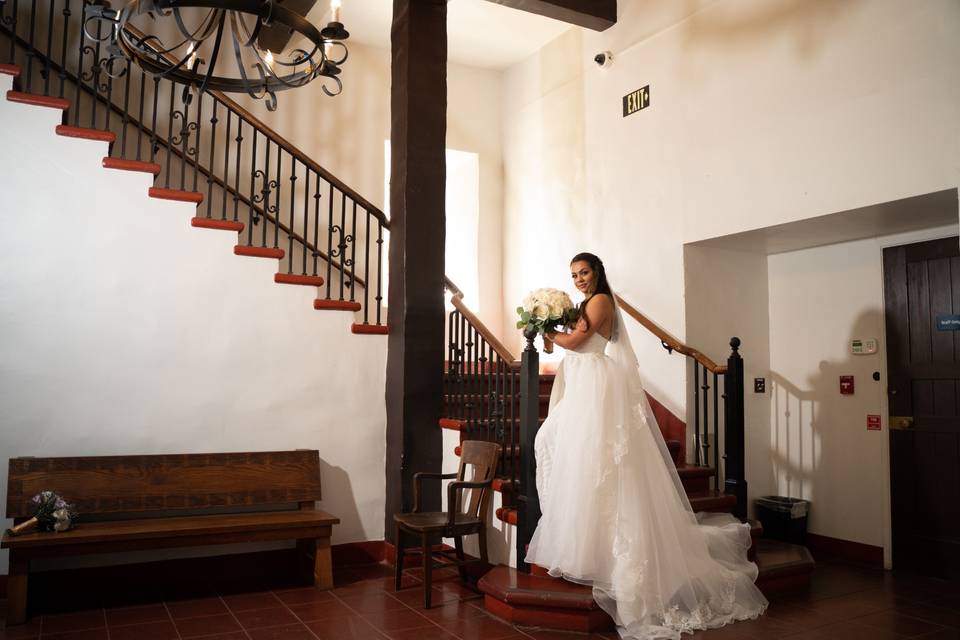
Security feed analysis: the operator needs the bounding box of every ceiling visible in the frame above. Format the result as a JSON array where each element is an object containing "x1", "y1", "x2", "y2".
[{"x1": 308, "y1": 0, "x2": 573, "y2": 69}]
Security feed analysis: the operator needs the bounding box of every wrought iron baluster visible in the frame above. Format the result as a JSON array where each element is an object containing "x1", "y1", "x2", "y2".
[
  {"x1": 362, "y1": 210, "x2": 370, "y2": 324},
  {"x1": 42, "y1": 0, "x2": 53, "y2": 94},
  {"x1": 246, "y1": 128, "x2": 258, "y2": 245},
  {"x1": 119, "y1": 58, "x2": 131, "y2": 157},
  {"x1": 208, "y1": 100, "x2": 218, "y2": 217},
  {"x1": 135, "y1": 66, "x2": 145, "y2": 160},
  {"x1": 88, "y1": 10, "x2": 103, "y2": 129},
  {"x1": 300, "y1": 169, "x2": 309, "y2": 275},
  {"x1": 375, "y1": 223, "x2": 383, "y2": 325},
  {"x1": 702, "y1": 364, "x2": 710, "y2": 468},
  {"x1": 337, "y1": 191, "x2": 346, "y2": 300},
  {"x1": 272, "y1": 142, "x2": 281, "y2": 248},
  {"x1": 349, "y1": 201, "x2": 357, "y2": 301},
  {"x1": 176, "y1": 86, "x2": 189, "y2": 190},
  {"x1": 713, "y1": 371, "x2": 720, "y2": 490},
  {"x1": 5, "y1": 0, "x2": 18, "y2": 64},
  {"x1": 148, "y1": 73, "x2": 159, "y2": 162},
  {"x1": 24, "y1": 0, "x2": 35, "y2": 92},
  {"x1": 57, "y1": 0, "x2": 69, "y2": 97},
  {"x1": 311, "y1": 177, "x2": 321, "y2": 276},
  {"x1": 232, "y1": 117, "x2": 242, "y2": 221},
  {"x1": 164, "y1": 80, "x2": 175, "y2": 187},
  {"x1": 694, "y1": 361, "x2": 701, "y2": 465},
  {"x1": 72, "y1": 0, "x2": 86, "y2": 125},
  {"x1": 325, "y1": 182, "x2": 334, "y2": 299},
  {"x1": 259, "y1": 138, "x2": 272, "y2": 247},
  {"x1": 287, "y1": 157, "x2": 296, "y2": 271},
  {"x1": 192, "y1": 90, "x2": 201, "y2": 193}
]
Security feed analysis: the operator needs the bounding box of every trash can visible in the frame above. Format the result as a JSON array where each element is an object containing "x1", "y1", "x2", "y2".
[{"x1": 755, "y1": 496, "x2": 809, "y2": 545}]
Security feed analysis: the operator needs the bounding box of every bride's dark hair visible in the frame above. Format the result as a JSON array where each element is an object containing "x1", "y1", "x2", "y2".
[{"x1": 570, "y1": 252, "x2": 612, "y2": 330}]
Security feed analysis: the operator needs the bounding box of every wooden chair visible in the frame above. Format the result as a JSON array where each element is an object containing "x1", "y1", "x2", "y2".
[{"x1": 393, "y1": 440, "x2": 501, "y2": 608}]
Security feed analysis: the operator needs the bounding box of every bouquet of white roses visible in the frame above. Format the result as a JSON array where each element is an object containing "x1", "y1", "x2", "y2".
[{"x1": 516, "y1": 288, "x2": 578, "y2": 352}]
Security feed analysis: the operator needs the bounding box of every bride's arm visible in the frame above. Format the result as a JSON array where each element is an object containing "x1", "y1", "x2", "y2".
[{"x1": 547, "y1": 295, "x2": 613, "y2": 350}]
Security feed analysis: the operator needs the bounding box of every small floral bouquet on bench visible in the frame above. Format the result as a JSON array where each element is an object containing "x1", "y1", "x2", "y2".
[
  {"x1": 5, "y1": 491, "x2": 76, "y2": 536},
  {"x1": 516, "y1": 288, "x2": 578, "y2": 353}
]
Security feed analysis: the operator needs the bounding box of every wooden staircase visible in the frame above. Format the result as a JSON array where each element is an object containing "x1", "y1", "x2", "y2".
[{"x1": 443, "y1": 371, "x2": 814, "y2": 632}]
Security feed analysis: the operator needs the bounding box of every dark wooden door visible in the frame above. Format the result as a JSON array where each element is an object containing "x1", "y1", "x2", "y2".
[{"x1": 885, "y1": 235, "x2": 960, "y2": 579}]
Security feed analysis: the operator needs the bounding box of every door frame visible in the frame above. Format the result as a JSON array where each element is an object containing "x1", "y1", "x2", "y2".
[{"x1": 878, "y1": 227, "x2": 960, "y2": 570}]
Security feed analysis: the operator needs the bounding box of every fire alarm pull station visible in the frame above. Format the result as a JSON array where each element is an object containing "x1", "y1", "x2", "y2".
[
  {"x1": 840, "y1": 376, "x2": 855, "y2": 395},
  {"x1": 851, "y1": 339, "x2": 878, "y2": 355}
]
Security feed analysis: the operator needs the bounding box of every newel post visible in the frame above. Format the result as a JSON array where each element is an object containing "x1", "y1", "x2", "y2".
[
  {"x1": 723, "y1": 337, "x2": 747, "y2": 520},
  {"x1": 516, "y1": 327, "x2": 541, "y2": 572}
]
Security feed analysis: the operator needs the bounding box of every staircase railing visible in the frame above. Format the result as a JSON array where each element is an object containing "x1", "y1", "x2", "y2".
[
  {"x1": 0, "y1": 0, "x2": 387, "y2": 328},
  {"x1": 443, "y1": 278, "x2": 522, "y2": 488}
]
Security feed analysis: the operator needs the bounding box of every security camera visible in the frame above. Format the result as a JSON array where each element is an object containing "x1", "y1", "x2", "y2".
[{"x1": 594, "y1": 51, "x2": 613, "y2": 68}]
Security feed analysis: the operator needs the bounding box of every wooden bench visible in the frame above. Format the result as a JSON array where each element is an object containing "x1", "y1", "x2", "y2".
[{"x1": 2, "y1": 450, "x2": 339, "y2": 625}]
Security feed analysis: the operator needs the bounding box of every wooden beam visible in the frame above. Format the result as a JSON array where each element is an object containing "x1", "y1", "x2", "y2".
[
  {"x1": 483, "y1": 0, "x2": 616, "y2": 31},
  {"x1": 384, "y1": 0, "x2": 447, "y2": 542}
]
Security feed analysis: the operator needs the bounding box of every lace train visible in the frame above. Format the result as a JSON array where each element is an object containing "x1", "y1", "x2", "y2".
[{"x1": 525, "y1": 333, "x2": 768, "y2": 639}]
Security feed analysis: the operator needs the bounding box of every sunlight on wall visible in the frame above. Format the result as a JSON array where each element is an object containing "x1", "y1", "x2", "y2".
[{"x1": 384, "y1": 142, "x2": 480, "y2": 310}]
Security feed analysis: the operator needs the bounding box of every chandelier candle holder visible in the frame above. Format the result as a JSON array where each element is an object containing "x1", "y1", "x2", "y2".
[{"x1": 84, "y1": 0, "x2": 350, "y2": 110}]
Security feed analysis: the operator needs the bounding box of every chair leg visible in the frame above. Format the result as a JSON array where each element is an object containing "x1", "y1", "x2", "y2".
[
  {"x1": 478, "y1": 527, "x2": 489, "y2": 565},
  {"x1": 454, "y1": 535, "x2": 468, "y2": 583},
  {"x1": 394, "y1": 524, "x2": 406, "y2": 591},
  {"x1": 421, "y1": 532, "x2": 432, "y2": 609}
]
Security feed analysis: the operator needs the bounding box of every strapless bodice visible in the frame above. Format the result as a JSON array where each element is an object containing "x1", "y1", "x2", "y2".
[{"x1": 568, "y1": 332, "x2": 609, "y2": 355}]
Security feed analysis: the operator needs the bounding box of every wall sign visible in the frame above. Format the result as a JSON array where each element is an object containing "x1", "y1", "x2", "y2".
[
  {"x1": 623, "y1": 85, "x2": 650, "y2": 117},
  {"x1": 867, "y1": 414, "x2": 881, "y2": 431},
  {"x1": 937, "y1": 314, "x2": 960, "y2": 331},
  {"x1": 840, "y1": 375, "x2": 855, "y2": 395}
]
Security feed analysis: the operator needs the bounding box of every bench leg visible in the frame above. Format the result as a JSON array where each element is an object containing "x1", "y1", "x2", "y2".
[
  {"x1": 7, "y1": 553, "x2": 28, "y2": 625},
  {"x1": 313, "y1": 538, "x2": 334, "y2": 590}
]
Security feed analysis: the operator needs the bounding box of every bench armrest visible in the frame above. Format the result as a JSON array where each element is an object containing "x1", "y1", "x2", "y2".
[
  {"x1": 413, "y1": 472, "x2": 458, "y2": 513},
  {"x1": 446, "y1": 480, "x2": 491, "y2": 526}
]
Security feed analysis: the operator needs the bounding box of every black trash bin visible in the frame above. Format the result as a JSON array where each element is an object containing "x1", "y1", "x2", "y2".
[{"x1": 755, "y1": 496, "x2": 809, "y2": 545}]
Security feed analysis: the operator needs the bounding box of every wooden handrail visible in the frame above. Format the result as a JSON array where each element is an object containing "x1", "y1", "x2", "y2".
[
  {"x1": 445, "y1": 279, "x2": 519, "y2": 368},
  {"x1": 615, "y1": 295, "x2": 727, "y2": 374}
]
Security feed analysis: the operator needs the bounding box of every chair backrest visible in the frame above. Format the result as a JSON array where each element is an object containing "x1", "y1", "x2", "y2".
[{"x1": 455, "y1": 440, "x2": 501, "y2": 520}]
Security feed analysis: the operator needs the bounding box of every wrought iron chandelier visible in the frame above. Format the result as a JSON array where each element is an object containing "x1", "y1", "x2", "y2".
[{"x1": 85, "y1": 0, "x2": 350, "y2": 110}]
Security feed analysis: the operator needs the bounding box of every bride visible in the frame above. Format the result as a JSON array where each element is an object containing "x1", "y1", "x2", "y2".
[{"x1": 524, "y1": 253, "x2": 768, "y2": 639}]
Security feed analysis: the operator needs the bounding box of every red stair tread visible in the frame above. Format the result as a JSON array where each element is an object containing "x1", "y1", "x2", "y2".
[
  {"x1": 352, "y1": 323, "x2": 388, "y2": 335},
  {"x1": 479, "y1": 566, "x2": 604, "y2": 610},
  {"x1": 54, "y1": 125, "x2": 115, "y2": 143},
  {"x1": 235, "y1": 245, "x2": 284, "y2": 259},
  {"x1": 495, "y1": 507, "x2": 517, "y2": 526},
  {"x1": 103, "y1": 157, "x2": 161, "y2": 174},
  {"x1": 0, "y1": 63, "x2": 21, "y2": 78},
  {"x1": 191, "y1": 217, "x2": 244, "y2": 232},
  {"x1": 688, "y1": 491, "x2": 738, "y2": 513},
  {"x1": 6, "y1": 90, "x2": 69, "y2": 110},
  {"x1": 439, "y1": 418, "x2": 464, "y2": 430},
  {"x1": 148, "y1": 187, "x2": 203, "y2": 203},
  {"x1": 314, "y1": 299, "x2": 361, "y2": 312},
  {"x1": 275, "y1": 273, "x2": 324, "y2": 286}
]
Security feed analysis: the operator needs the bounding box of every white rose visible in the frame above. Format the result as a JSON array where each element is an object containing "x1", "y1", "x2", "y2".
[
  {"x1": 522, "y1": 294, "x2": 536, "y2": 313},
  {"x1": 533, "y1": 302, "x2": 550, "y2": 320}
]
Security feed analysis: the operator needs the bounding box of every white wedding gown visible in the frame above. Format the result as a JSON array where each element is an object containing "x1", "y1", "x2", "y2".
[{"x1": 525, "y1": 324, "x2": 768, "y2": 639}]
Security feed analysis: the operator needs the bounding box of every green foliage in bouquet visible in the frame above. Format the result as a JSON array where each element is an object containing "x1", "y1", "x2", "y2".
[{"x1": 516, "y1": 288, "x2": 579, "y2": 335}]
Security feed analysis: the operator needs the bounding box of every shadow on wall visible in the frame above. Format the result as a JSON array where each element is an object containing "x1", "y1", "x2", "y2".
[
  {"x1": 317, "y1": 460, "x2": 364, "y2": 543},
  {"x1": 765, "y1": 309, "x2": 884, "y2": 507},
  {"x1": 680, "y1": 0, "x2": 857, "y2": 58}
]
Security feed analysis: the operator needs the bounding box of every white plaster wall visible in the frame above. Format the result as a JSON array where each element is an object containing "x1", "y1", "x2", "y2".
[
  {"x1": 767, "y1": 225, "x2": 958, "y2": 561},
  {"x1": 0, "y1": 84, "x2": 388, "y2": 574},
  {"x1": 501, "y1": 0, "x2": 960, "y2": 411},
  {"x1": 683, "y1": 246, "x2": 772, "y2": 503},
  {"x1": 233, "y1": 42, "x2": 506, "y2": 337}
]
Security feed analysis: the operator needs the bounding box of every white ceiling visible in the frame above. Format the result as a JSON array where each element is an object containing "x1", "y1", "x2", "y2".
[{"x1": 308, "y1": 0, "x2": 573, "y2": 69}]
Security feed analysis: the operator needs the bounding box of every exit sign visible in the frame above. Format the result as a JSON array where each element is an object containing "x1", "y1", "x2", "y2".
[{"x1": 623, "y1": 85, "x2": 650, "y2": 117}]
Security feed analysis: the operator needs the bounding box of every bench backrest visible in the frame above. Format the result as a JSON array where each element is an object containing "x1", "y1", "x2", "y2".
[{"x1": 5, "y1": 450, "x2": 322, "y2": 519}]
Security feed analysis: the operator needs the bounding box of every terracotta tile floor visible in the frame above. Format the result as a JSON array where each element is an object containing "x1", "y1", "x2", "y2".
[{"x1": 3, "y1": 559, "x2": 960, "y2": 639}]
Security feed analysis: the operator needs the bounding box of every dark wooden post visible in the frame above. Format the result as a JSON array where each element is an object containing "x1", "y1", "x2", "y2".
[
  {"x1": 384, "y1": 0, "x2": 447, "y2": 543},
  {"x1": 516, "y1": 327, "x2": 541, "y2": 571},
  {"x1": 723, "y1": 337, "x2": 747, "y2": 520}
]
